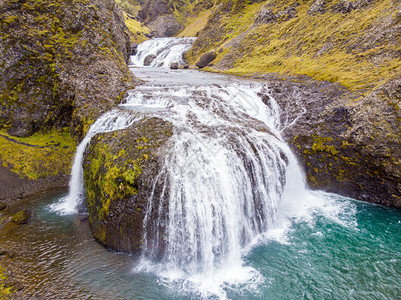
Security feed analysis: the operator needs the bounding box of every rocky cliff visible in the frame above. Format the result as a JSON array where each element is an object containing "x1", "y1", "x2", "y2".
[{"x1": 0, "y1": 0, "x2": 134, "y2": 196}]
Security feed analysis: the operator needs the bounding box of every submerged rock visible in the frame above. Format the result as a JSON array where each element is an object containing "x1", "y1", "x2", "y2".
[
  {"x1": 83, "y1": 117, "x2": 173, "y2": 254},
  {"x1": 196, "y1": 50, "x2": 217, "y2": 68}
]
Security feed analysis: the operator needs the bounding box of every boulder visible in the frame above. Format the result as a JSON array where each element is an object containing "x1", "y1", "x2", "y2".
[
  {"x1": 83, "y1": 117, "x2": 173, "y2": 254},
  {"x1": 196, "y1": 50, "x2": 217, "y2": 68},
  {"x1": 308, "y1": 0, "x2": 327, "y2": 15},
  {"x1": 143, "y1": 54, "x2": 157, "y2": 66},
  {"x1": 170, "y1": 62, "x2": 179, "y2": 69}
]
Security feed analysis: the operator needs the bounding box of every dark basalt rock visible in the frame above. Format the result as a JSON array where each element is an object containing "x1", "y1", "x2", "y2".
[
  {"x1": 137, "y1": 0, "x2": 183, "y2": 37},
  {"x1": 144, "y1": 54, "x2": 157, "y2": 66},
  {"x1": 147, "y1": 15, "x2": 183, "y2": 37},
  {"x1": 131, "y1": 43, "x2": 138, "y2": 56},
  {"x1": 83, "y1": 117, "x2": 173, "y2": 254},
  {"x1": 196, "y1": 50, "x2": 217, "y2": 68}
]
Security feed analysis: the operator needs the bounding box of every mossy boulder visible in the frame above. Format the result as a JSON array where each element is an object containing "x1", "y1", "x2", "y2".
[
  {"x1": 196, "y1": 50, "x2": 217, "y2": 68},
  {"x1": 83, "y1": 117, "x2": 173, "y2": 254}
]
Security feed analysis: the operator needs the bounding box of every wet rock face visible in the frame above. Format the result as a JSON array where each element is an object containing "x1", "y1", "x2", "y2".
[
  {"x1": 83, "y1": 117, "x2": 173, "y2": 254},
  {"x1": 0, "y1": 0, "x2": 133, "y2": 140},
  {"x1": 261, "y1": 74, "x2": 401, "y2": 208}
]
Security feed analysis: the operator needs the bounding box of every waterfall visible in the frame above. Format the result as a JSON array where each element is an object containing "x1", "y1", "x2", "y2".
[
  {"x1": 53, "y1": 37, "x2": 312, "y2": 298},
  {"x1": 51, "y1": 110, "x2": 139, "y2": 214},
  {"x1": 130, "y1": 37, "x2": 196, "y2": 67},
  {"x1": 126, "y1": 82, "x2": 303, "y2": 276}
]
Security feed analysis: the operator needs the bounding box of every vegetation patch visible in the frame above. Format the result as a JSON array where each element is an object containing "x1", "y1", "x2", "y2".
[
  {"x1": 123, "y1": 13, "x2": 150, "y2": 44},
  {"x1": 0, "y1": 128, "x2": 75, "y2": 180},
  {"x1": 0, "y1": 264, "x2": 12, "y2": 299}
]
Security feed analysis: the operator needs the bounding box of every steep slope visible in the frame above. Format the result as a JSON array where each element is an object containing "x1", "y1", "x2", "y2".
[{"x1": 0, "y1": 0, "x2": 134, "y2": 196}]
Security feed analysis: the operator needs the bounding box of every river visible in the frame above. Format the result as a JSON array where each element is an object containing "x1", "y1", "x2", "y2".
[{"x1": 1, "y1": 38, "x2": 401, "y2": 299}]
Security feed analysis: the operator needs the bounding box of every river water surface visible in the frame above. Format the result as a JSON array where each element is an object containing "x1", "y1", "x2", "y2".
[{"x1": 2, "y1": 189, "x2": 400, "y2": 299}]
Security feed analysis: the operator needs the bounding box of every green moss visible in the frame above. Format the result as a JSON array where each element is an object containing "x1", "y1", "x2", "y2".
[
  {"x1": 0, "y1": 128, "x2": 76, "y2": 179},
  {"x1": 0, "y1": 264, "x2": 12, "y2": 299},
  {"x1": 123, "y1": 13, "x2": 150, "y2": 44},
  {"x1": 85, "y1": 142, "x2": 143, "y2": 221},
  {"x1": 185, "y1": 0, "x2": 400, "y2": 93}
]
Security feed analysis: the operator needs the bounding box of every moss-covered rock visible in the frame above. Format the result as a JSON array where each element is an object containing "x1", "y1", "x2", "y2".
[
  {"x1": 83, "y1": 117, "x2": 173, "y2": 254},
  {"x1": 0, "y1": 0, "x2": 134, "y2": 141},
  {"x1": 0, "y1": 0, "x2": 135, "y2": 197}
]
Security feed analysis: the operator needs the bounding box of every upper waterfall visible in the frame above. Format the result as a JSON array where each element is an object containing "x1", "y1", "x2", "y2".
[{"x1": 130, "y1": 37, "x2": 196, "y2": 67}]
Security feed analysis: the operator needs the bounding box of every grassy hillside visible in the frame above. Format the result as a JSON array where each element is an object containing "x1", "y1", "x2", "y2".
[{"x1": 183, "y1": 0, "x2": 401, "y2": 93}]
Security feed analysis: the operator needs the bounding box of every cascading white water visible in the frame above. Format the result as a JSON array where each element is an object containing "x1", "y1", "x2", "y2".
[
  {"x1": 137, "y1": 84, "x2": 289, "y2": 275},
  {"x1": 120, "y1": 79, "x2": 312, "y2": 298},
  {"x1": 51, "y1": 110, "x2": 139, "y2": 214},
  {"x1": 130, "y1": 37, "x2": 196, "y2": 67},
  {"x1": 54, "y1": 37, "x2": 315, "y2": 298}
]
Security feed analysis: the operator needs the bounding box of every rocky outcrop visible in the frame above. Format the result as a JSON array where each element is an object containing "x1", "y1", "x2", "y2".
[
  {"x1": 83, "y1": 117, "x2": 173, "y2": 254},
  {"x1": 137, "y1": 0, "x2": 183, "y2": 37},
  {"x1": 259, "y1": 74, "x2": 401, "y2": 208},
  {"x1": 179, "y1": 0, "x2": 401, "y2": 207},
  {"x1": 0, "y1": 0, "x2": 134, "y2": 141}
]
